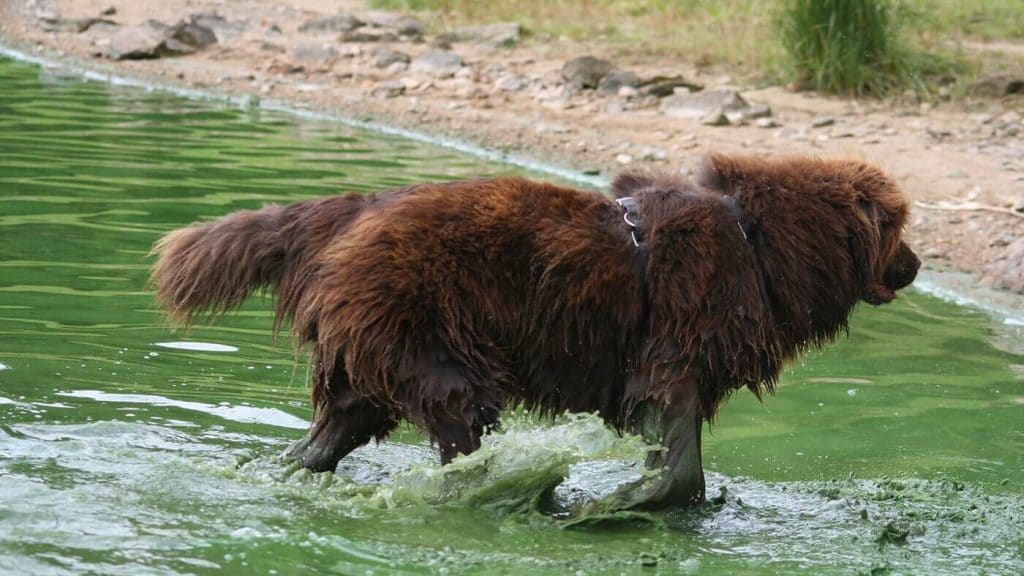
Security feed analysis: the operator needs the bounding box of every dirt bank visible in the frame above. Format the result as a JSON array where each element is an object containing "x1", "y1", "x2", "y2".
[{"x1": 2, "y1": 0, "x2": 1022, "y2": 293}]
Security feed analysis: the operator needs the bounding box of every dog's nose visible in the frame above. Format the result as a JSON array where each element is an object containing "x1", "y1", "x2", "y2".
[{"x1": 886, "y1": 243, "x2": 920, "y2": 291}]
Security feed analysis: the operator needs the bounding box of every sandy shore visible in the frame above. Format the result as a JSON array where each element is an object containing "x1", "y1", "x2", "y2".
[{"x1": 2, "y1": 0, "x2": 1023, "y2": 294}]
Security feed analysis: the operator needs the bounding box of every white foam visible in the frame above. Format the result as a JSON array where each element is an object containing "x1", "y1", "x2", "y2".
[
  {"x1": 56, "y1": 390, "x2": 307, "y2": 429},
  {"x1": 153, "y1": 341, "x2": 239, "y2": 353}
]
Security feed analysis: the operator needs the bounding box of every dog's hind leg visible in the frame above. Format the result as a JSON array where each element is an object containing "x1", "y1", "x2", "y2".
[
  {"x1": 398, "y1": 346, "x2": 503, "y2": 465},
  {"x1": 285, "y1": 368, "x2": 397, "y2": 472}
]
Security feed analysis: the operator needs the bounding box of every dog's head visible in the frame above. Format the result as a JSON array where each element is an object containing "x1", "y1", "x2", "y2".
[
  {"x1": 848, "y1": 170, "x2": 919, "y2": 306},
  {"x1": 694, "y1": 153, "x2": 920, "y2": 308},
  {"x1": 863, "y1": 240, "x2": 920, "y2": 305}
]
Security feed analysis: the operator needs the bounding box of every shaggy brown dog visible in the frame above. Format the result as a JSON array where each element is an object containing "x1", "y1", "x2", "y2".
[{"x1": 150, "y1": 153, "x2": 919, "y2": 509}]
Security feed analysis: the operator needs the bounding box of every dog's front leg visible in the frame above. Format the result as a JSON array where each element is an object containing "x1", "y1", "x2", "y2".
[
  {"x1": 632, "y1": 387, "x2": 706, "y2": 509},
  {"x1": 571, "y1": 382, "x2": 705, "y2": 517}
]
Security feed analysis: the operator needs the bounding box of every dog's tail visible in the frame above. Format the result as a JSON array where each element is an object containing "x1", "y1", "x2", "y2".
[
  {"x1": 150, "y1": 194, "x2": 375, "y2": 330},
  {"x1": 150, "y1": 194, "x2": 377, "y2": 330},
  {"x1": 149, "y1": 204, "x2": 293, "y2": 328}
]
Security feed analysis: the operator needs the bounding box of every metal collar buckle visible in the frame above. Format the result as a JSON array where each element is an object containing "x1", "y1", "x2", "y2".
[{"x1": 615, "y1": 197, "x2": 644, "y2": 248}]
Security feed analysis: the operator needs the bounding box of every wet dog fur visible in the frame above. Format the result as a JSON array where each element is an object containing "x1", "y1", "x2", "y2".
[{"x1": 150, "y1": 153, "x2": 920, "y2": 508}]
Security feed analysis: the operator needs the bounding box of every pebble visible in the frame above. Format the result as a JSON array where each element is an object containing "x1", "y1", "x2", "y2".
[
  {"x1": 618, "y1": 86, "x2": 639, "y2": 98},
  {"x1": 371, "y1": 80, "x2": 405, "y2": 98},
  {"x1": 616, "y1": 153, "x2": 633, "y2": 165},
  {"x1": 410, "y1": 51, "x2": 464, "y2": 78},
  {"x1": 495, "y1": 75, "x2": 527, "y2": 92},
  {"x1": 371, "y1": 48, "x2": 410, "y2": 69},
  {"x1": 811, "y1": 115, "x2": 835, "y2": 128},
  {"x1": 702, "y1": 111, "x2": 729, "y2": 126},
  {"x1": 1013, "y1": 195, "x2": 1024, "y2": 213}
]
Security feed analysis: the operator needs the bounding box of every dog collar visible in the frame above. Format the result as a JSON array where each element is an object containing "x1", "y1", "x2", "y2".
[{"x1": 615, "y1": 197, "x2": 645, "y2": 248}]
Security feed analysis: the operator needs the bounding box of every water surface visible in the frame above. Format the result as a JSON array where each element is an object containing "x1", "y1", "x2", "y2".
[{"x1": 1, "y1": 56, "x2": 1022, "y2": 575}]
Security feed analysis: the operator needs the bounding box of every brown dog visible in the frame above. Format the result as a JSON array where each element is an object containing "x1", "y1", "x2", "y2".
[{"x1": 150, "y1": 153, "x2": 919, "y2": 509}]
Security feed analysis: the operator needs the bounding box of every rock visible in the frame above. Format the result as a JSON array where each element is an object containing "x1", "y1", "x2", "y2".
[
  {"x1": 561, "y1": 56, "x2": 613, "y2": 89},
  {"x1": 410, "y1": 51, "x2": 464, "y2": 78},
  {"x1": 363, "y1": 11, "x2": 422, "y2": 37},
  {"x1": 540, "y1": 90, "x2": 573, "y2": 110},
  {"x1": 382, "y1": 61, "x2": 406, "y2": 74},
  {"x1": 927, "y1": 126, "x2": 955, "y2": 140},
  {"x1": 371, "y1": 80, "x2": 406, "y2": 98},
  {"x1": 970, "y1": 75, "x2": 1024, "y2": 97},
  {"x1": 603, "y1": 99, "x2": 623, "y2": 114},
  {"x1": 298, "y1": 13, "x2": 363, "y2": 33},
  {"x1": 616, "y1": 153, "x2": 633, "y2": 165},
  {"x1": 597, "y1": 70, "x2": 638, "y2": 93},
  {"x1": 746, "y1": 103, "x2": 772, "y2": 119},
  {"x1": 999, "y1": 111, "x2": 1023, "y2": 126},
  {"x1": 755, "y1": 117, "x2": 780, "y2": 128},
  {"x1": 638, "y1": 147, "x2": 667, "y2": 162},
  {"x1": 163, "y1": 20, "x2": 217, "y2": 54},
  {"x1": 429, "y1": 36, "x2": 453, "y2": 50},
  {"x1": 189, "y1": 12, "x2": 245, "y2": 40},
  {"x1": 371, "y1": 48, "x2": 410, "y2": 69},
  {"x1": 106, "y1": 18, "x2": 217, "y2": 59},
  {"x1": 982, "y1": 238, "x2": 1024, "y2": 293},
  {"x1": 1013, "y1": 195, "x2": 1024, "y2": 213},
  {"x1": 495, "y1": 75, "x2": 527, "y2": 92},
  {"x1": 811, "y1": 115, "x2": 835, "y2": 128},
  {"x1": 292, "y1": 43, "x2": 339, "y2": 64},
  {"x1": 443, "y1": 22, "x2": 521, "y2": 48},
  {"x1": 40, "y1": 16, "x2": 115, "y2": 33},
  {"x1": 661, "y1": 88, "x2": 748, "y2": 120},
  {"x1": 108, "y1": 20, "x2": 170, "y2": 60},
  {"x1": 340, "y1": 29, "x2": 398, "y2": 42},
  {"x1": 637, "y1": 75, "x2": 703, "y2": 98},
  {"x1": 618, "y1": 86, "x2": 639, "y2": 98},
  {"x1": 259, "y1": 41, "x2": 285, "y2": 53},
  {"x1": 724, "y1": 110, "x2": 747, "y2": 125},
  {"x1": 701, "y1": 111, "x2": 730, "y2": 126}
]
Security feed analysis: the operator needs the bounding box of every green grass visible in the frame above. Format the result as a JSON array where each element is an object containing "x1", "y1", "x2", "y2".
[
  {"x1": 370, "y1": 0, "x2": 1023, "y2": 95},
  {"x1": 778, "y1": 0, "x2": 956, "y2": 96}
]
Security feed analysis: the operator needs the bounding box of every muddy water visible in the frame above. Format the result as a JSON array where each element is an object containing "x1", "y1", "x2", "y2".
[{"x1": 1, "y1": 56, "x2": 1022, "y2": 575}]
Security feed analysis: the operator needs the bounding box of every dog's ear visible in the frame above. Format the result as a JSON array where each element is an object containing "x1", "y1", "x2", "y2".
[
  {"x1": 695, "y1": 154, "x2": 729, "y2": 192},
  {"x1": 611, "y1": 172, "x2": 654, "y2": 198},
  {"x1": 853, "y1": 198, "x2": 897, "y2": 305}
]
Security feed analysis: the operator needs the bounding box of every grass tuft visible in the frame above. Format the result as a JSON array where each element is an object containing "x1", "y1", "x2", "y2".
[{"x1": 777, "y1": 0, "x2": 953, "y2": 96}]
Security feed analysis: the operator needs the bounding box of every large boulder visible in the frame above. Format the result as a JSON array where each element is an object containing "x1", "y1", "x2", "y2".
[
  {"x1": 108, "y1": 20, "x2": 170, "y2": 60},
  {"x1": 561, "y1": 56, "x2": 613, "y2": 89},
  {"x1": 163, "y1": 20, "x2": 217, "y2": 54},
  {"x1": 108, "y1": 18, "x2": 217, "y2": 60},
  {"x1": 660, "y1": 88, "x2": 749, "y2": 119}
]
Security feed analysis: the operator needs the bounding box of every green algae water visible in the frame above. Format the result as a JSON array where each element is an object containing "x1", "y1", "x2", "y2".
[{"x1": 1, "y1": 54, "x2": 1022, "y2": 575}]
